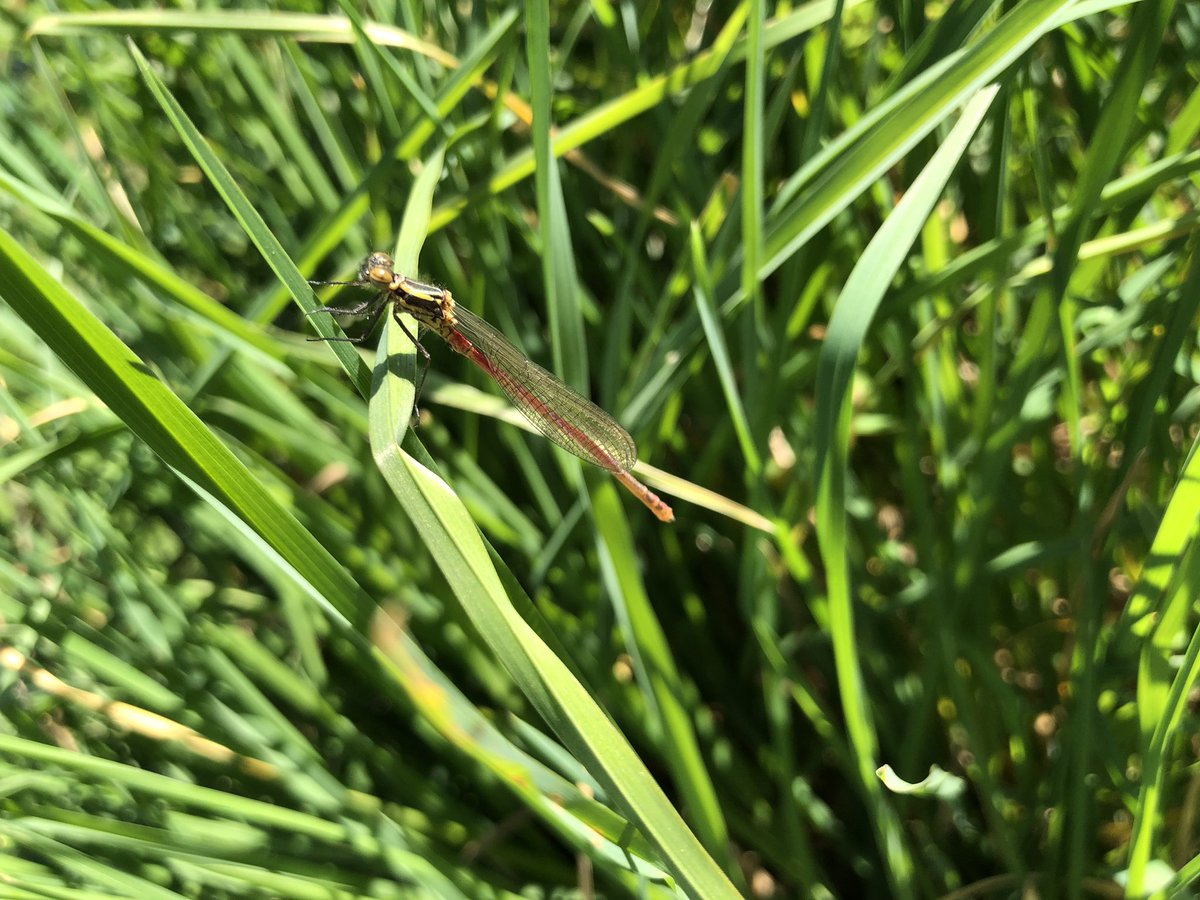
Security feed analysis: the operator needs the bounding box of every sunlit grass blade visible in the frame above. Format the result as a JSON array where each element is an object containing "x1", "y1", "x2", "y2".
[
  {"x1": 592, "y1": 481, "x2": 741, "y2": 884},
  {"x1": 126, "y1": 39, "x2": 373, "y2": 396},
  {"x1": 814, "y1": 86, "x2": 998, "y2": 893},
  {"x1": 28, "y1": 9, "x2": 458, "y2": 66},
  {"x1": 368, "y1": 312, "x2": 738, "y2": 894},
  {"x1": 759, "y1": 0, "x2": 1074, "y2": 288},
  {"x1": 0, "y1": 229, "x2": 373, "y2": 631}
]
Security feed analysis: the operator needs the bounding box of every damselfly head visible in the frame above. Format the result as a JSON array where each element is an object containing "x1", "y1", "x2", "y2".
[{"x1": 361, "y1": 252, "x2": 396, "y2": 287}]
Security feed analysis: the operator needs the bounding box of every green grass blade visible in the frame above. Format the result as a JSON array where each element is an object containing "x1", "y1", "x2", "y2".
[
  {"x1": 0, "y1": 229, "x2": 374, "y2": 631},
  {"x1": 28, "y1": 9, "x2": 458, "y2": 66},
  {"x1": 368, "y1": 324, "x2": 738, "y2": 894},
  {"x1": 814, "y1": 86, "x2": 998, "y2": 894},
  {"x1": 526, "y1": 0, "x2": 587, "y2": 394},
  {"x1": 690, "y1": 223, "x2": 761, "y2": 473},
  {"x1": 760, "y1": 0, "x2": 1073, "y2": 286},
  {"x1": 593, "y1": 481, "x2": 741, "y2": 885},
  {"x1": 126, "y1": 38, "x2": 372, "y2": 396}
]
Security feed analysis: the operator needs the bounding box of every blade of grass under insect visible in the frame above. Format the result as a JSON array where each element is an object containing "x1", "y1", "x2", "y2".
[
  {"x1": 374, "y1": 140, "x2": 447, "y2": 433},
  {"x1": 360, "y1": 130, "x2": 733, "y2": 892},
  {"x1": 336, "y1": 140, "x2": 696, "y2": 881},
  {"x1": 814, "y1": 86, "x2": 998, "y2": 895},
  {"x1": 368, "y1": 314, "x2": 738, "y2": 896},
  {"x1": 393, "y1": 149, "x2": 444, "y2": 277}
]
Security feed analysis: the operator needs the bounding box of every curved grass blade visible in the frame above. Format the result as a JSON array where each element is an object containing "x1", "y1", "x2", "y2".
[
  {"x1": 368, "y1": 314, "x2": 738, "y2": 896},
  {"x1": 813, "y1": 86, "x2": 999, "y2": 894},
  {"x1": 126, "y1": 39, "x2": 372, "y2": 397}
]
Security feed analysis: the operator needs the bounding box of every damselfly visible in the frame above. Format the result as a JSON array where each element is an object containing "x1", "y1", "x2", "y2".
[{"x1": 308, "y1": 253, "x2": 674, "y2": 523}]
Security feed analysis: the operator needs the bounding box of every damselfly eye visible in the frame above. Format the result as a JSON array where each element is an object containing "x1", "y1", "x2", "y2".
[{"x1": 361, "y1": 251, "x2": 396, "y2": 285}]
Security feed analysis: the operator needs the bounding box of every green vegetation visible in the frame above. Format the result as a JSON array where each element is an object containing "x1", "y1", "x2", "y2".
[{"x1": 1, "y1": 1, "x2": 1197, "y2": 896}]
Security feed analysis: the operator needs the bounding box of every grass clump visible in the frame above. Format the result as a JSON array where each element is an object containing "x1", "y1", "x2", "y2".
[{"x1": 1, "y1": 1, "x2": 1198, "y2": 896}]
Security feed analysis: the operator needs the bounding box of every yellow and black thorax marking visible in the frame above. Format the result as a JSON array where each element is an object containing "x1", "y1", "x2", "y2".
[{"x1": 392, "y1": 275, "x2": 459, "y2": 328}]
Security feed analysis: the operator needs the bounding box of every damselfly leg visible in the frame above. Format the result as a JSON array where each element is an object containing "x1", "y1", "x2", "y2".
[{"x1": 306, "y1": 288, "x2": 433, "y2": 419}]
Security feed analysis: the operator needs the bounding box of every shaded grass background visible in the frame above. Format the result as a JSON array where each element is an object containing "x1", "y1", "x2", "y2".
[{"x1": 1, "y1": 1, "x2": 1198, "y2": 897}]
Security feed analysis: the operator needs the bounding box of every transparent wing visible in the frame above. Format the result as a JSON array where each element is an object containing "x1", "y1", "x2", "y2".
[{"x1": 445, "y1": 306, "x2": 638, "y2": 472}]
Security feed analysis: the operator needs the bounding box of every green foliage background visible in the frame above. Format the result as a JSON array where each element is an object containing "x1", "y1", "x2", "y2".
[{"x1": 1, "y1": 1, "x2": 1198, "y2": 897}]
